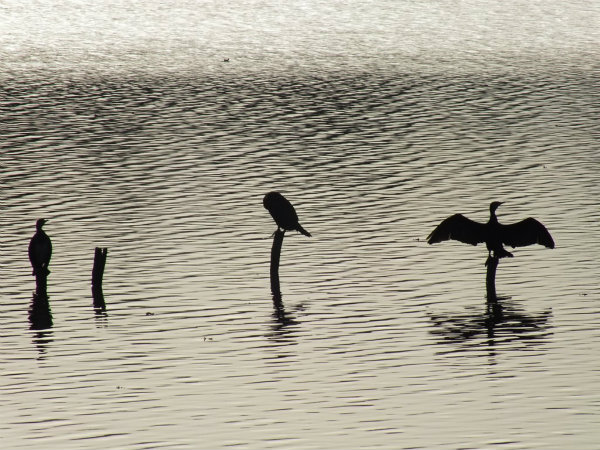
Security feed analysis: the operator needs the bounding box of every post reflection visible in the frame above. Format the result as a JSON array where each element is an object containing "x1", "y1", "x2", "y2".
[
  {"x1": 271, "y1": 293, "x2": 298, "y2": 328},
  {"x1": 28, "y1": 293, "x2": 53, "y2": 330},
  {"x1": 28, "y1": 293, "x2": 54, "y2": 357},
  {"x1": 265, "y1": 293, "x2": 300, "y2": 355},
  {"x1": 428, "y1": 296, "x2": 552, "y2": 349},
  {"x1": 94, "y1": 305, "x2": 109, "y2": 328}
]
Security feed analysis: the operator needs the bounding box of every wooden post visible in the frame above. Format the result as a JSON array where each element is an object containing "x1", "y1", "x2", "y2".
[
  {"x1": 485, "y1": 255, "x2": 499, "y2": 302},
  {"x1": 270, "y1": 230, "x2": 285, "y2": 299},
  {"x1": 92, "y1": 247, "x2": 107, "y2": 310}
]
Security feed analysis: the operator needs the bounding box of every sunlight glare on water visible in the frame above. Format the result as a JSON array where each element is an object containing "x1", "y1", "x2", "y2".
[{"x1": 1, "y1": 0, "x2": 599, "y2": 449}]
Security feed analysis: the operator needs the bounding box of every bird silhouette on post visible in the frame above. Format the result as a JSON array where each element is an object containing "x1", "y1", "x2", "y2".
[
  {"x1": 427, "y1": 202, "x2": 554, "y2": 300},
  {"x1": 427, "y1": 201, "x2": 554, "y2": 258},
  {"x1": 263, "y1": 192, "x2": 311, "y2": 300},
  {"x1": 29, "y1": 218, "x2": 52, "y2": 276},
  {"x1": 263, "y1": 192, "x2": 311, "y2": 237}
]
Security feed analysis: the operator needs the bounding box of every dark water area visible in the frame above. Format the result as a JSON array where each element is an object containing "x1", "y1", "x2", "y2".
[{"x1": 1, "y1": 0, "x2": 600, "y2": 448}]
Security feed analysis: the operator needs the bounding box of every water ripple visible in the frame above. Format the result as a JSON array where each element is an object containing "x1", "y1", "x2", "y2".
[{"x1": 1, "y1": 18, "x2": 599, "y2": 449}]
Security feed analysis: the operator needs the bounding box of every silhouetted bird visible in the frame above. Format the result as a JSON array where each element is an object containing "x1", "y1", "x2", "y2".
[
  {"x1": 427, "y1": 202, "x2": 554, "y2": 258},
  {"x1": 29, "y1": 219, "x2": 52, "y2": 276},
  {"x1": 263, "y1": 192, "x2": 311, "y2": 237}
]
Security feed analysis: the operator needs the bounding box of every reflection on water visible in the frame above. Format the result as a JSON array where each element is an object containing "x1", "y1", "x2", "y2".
[
  {"x1": 1, "y1": 0, "x2": 599, "y2": 448},
  {"x1": 271, "y1": 294, "x2": 296, "y2": 327},
  {"x1": 1, "y1": 69, "x2": 598, "y2": 448},
  {"x1": 429, "y1": 297, "x2": 553, "y2": 350},
  {"x1": 28, "y1": 293, "x2": 54, "y2": 359},
  {"x1": 267, "y1": 295, "x2": 300, "y2": 355},
  {"x1": 30, "y1": 330, "x2": 54, "y2": 360},
  {"x1": 28, "y1": 293, "x2": 53, "y2": 331}
]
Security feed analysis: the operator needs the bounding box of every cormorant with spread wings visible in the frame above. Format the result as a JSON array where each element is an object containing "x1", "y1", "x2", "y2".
[{"x1": 427, "y1": 201, "x2": 554, "y2": 258}]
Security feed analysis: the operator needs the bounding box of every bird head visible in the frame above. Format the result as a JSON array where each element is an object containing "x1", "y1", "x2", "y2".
[
  {"x1": 36, "y1": 218, "x2": 47, "y2": 230},
  {"x1": 263, "y1": 192, "x2": 282, "y2": 211},
  {"x1": 490, "y1": 201, "x2": 503, "y2": 213}
]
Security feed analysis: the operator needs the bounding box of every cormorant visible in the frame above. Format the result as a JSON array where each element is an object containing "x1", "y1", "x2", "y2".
[
  {"x1": 263, "y1": 192, "x2": 311, "y2": 237},
  {"x1": 427, "y1": 201, "x2": 554, "y2": 258},
  {"x1": 29, "y1": 219, "x2": 52, "y2": 276}
]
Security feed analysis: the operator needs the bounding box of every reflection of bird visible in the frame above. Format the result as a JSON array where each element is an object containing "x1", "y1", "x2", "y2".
[
  {"x1": 29, "y1": 219, "x2": 52, "y2": 276},
  {"x1": 263, "y1": 192, "x2": 311, "y2": 237},
  {"x1": 427, "y1": 201, "x2": 554, "y2": 258}
]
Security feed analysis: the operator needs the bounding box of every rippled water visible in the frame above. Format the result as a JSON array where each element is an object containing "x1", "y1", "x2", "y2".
[{"x1": 1, "y1": 0, "x2": 599, "y2": 449}]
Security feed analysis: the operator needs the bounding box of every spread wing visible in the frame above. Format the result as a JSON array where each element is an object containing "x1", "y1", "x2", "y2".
[
  {"x1": 427, "y1": 214, "x2": 486, "y2": 246},
  {"x1": 500, "y1": 218, "x2": 555, "y2": 248}
]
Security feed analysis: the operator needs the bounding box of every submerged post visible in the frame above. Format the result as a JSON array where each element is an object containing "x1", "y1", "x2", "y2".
[
  {"x1": 270, "y1": 230, "x2": 285, "y2": 298},
  {"x1": 485, "y1": 255, "x2": 499, "y2": 302},
  {"x1": 92, "y1": 247, "x2": 108, "y2": 309}
]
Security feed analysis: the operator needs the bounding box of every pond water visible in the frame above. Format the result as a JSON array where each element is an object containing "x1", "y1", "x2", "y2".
[{"x1": 1, "y1": 0, "x2": 599, "y2": 448}]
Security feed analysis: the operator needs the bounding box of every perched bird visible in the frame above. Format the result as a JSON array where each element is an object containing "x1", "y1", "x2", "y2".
[
  {"x1": 263, "y1": 192, "x2": 311, "y2": 237},
  {"x1": 29, "y1": 219, "x2": 52, "y2": 276},
  {"x1": 427, "y1": 201, "x2": 554, "y2": 258}
]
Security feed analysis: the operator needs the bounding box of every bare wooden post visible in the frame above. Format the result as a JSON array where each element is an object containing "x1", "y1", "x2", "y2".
[
  {"x1": 92, "y1": 247, "x2": 107, "y2": 309},
  {"x1": 485, "y1": 255, "x2": 499, "y2": 302},
  {"x1": 270, "y1": 230, "x2": 285, "y2": 298}
]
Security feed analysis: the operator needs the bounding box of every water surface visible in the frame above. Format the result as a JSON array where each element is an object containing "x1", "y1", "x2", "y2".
[{"x1": 1, "y1": 0, "x2": 599, "y2": 449}]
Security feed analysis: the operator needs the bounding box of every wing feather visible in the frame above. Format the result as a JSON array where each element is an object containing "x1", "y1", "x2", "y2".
[
  {"x1": 500, "y1": 218, "x2": 555, "y2": 248},
  {"x1": 427, "y1": 214, "x2": 486, "y2": 246}
]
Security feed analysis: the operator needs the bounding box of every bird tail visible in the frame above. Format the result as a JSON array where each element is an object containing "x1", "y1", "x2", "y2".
[{"x1": 296, "y1": 224, "x2": 311, "y2": 237}]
